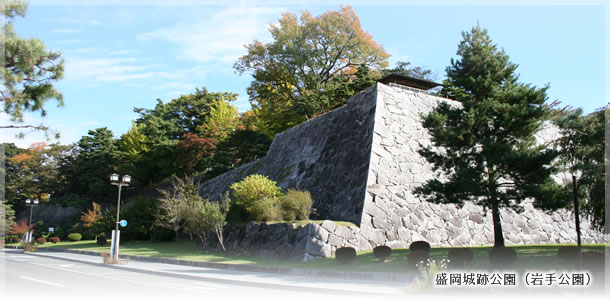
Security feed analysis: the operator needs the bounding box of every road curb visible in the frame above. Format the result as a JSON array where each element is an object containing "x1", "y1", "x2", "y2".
[{"x1": 5, "y1": 245, "x2": 414, "y2": 283}]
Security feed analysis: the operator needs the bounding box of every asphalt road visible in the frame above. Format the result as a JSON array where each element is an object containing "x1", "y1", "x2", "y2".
[{"x1": 1, "y1": 250, "x2": 405, "y2": 300}]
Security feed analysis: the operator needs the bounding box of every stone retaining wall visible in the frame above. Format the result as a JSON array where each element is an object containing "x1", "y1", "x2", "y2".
[
  {"x1": 204, "y1": 221, "x2": 375, "y2": 261},
  {"x1": 198, "y1": 87, "x2": 378, "y2": 224},
  {"x1": 197, "y1": 82, "x2": 608, "y2": 259},
  {"x1": 357, "y1": 83, "x2": 608, "y2": 248}
]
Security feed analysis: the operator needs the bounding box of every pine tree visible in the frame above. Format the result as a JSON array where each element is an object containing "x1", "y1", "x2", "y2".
[
  {"x1": 1, "y1": 0, "x2": 64, "y2": 137},
  {"x1": 415, "y1": 25, "x2": 561, "y2": 247}
]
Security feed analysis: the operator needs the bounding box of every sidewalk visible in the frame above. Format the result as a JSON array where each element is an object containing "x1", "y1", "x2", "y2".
[{"x1": 7, "y1": 247, "x2": 412, "y2": 295}]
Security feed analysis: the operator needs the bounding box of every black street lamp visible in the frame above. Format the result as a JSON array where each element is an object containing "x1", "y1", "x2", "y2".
[
  {"x1": 109, "y1": 173, "x2": 131, "y2": 261},
  {"x1": 25, "y1": 199, "x2": 39, "y2": 243}
]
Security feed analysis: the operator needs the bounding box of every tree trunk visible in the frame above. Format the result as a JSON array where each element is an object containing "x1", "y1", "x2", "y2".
[
  {"x1": 216, "y1": 228, "x2": 226, "y2": 252},
  {"x1": 491, "y1": 202, "x2": 505, "y2": 247}
]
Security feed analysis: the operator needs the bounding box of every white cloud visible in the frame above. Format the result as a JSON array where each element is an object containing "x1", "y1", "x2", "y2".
[
  {"x1": 56, "y1": 39, "x2": 82, "y2": 44},
  {"x1": 51, "y1": 28, "x2": 82, "y2": 34},
  {"x1": 43, "y1": 17, "x2": 101, "y2": 26},
  {"x1": 71, "y1": 48, "x2": 97, "y2": 53},
  {"x1": 109, "y1": 49, "x2": 136, "y2": 55},
  {"x1": 235, "y1": 95, "x2": 251, "y2": 112},
  {"x1": 64, "y1": 57, "x2": 174, "y2": 83},
  {"x1": 137, "y1": 6, "x2": 284, "y2": 64}
]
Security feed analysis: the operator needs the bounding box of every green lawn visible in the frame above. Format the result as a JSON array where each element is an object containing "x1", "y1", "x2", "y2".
[{"x1": 13, "y1": 239, "x2": 607, "y2": 274}]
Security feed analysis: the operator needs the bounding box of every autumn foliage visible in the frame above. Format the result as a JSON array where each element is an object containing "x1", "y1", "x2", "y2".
[
  {"x1": 9, "y1": 219, "x2": 33, "y2": 235},
  {"x1": 177, "y1": 133, "x2": 217, "y2": 173},
  {"x1": 80, "y1": 202, "x2": 102, "y2": 228}
]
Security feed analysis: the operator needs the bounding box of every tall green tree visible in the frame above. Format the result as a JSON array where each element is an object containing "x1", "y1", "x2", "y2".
[
  {"x1": 198, "y1": 99, "x2": 240, "y2": 142},
  {"x1": 1, "y1": 0, "x2": 64, "y2": 137},
  {"x1": 5, "y1": 142, "x2": 71, "y2": 212},
  {"x1": 554, "y1": 107, "x2": 606, "y2": 229},
  {"x1": 134, "y1": 88, "x2": 238, "y2": 144},
  {"x1": 2, "y1": 143, "x2": 26, "y2": 209},
  {"x1": 415, "y1": 25, "x2": 560, "y2": 248},
  {"x1": 1, "y1": 200, "x2": 16, "y2": 238},
  {"x1": 132, "y1": 88, "x2": 238, "y2": 182},
  {"x1": 64, "y1": 128, "x2": 120, "y2": 205},
  {"x1": 235, "y1": 6, "x2": 389, "y2": 135}
]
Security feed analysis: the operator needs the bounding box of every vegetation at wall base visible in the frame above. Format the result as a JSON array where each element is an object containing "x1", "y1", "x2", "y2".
[
  {"x1": 409, "y1": 241, "x2": 431, "y2": 253},
  {"x1": 373, "y1": 246, "x2": 392, "y2": 262},
  {"x1": 335, "y1": 247, "x2": 357, "y2": 264}
]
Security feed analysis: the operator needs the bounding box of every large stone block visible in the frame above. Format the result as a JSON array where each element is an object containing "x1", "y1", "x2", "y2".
[
  {"x1": 320, "y1": 220, "x2": 336, "y2": 233},
  {"x1": 305, "y1": 237, "x2": 332, "y2": 257}
]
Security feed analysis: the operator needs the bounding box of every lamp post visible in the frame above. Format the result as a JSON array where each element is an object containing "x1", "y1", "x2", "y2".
[
  {"x1": 25, "y1": 199, "x2": 39, "y2": 243},
  {"x1": 109, "y1": 173, "x2": 131, "y2": 261}
]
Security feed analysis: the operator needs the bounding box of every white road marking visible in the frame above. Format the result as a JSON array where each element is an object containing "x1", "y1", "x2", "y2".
[
  {"x1": 8, "y1": 258, "x2": 25, "y2": 262},
  {"x1": 20, "y1": 276, "x2": 65, "y2": 287},
  {"x1": 26, "y1": 260, "x2": 211, "y2": 294},
  {"x1": 8, "y1": 256, "x2": 38, "y2": 261}
]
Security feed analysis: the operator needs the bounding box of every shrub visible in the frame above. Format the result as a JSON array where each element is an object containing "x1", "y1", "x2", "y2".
[
  {"x1": 408, "y1": 250, "x2": 430, "y2": 267},
  {"x1": 488, "y1": 247, "x2": 517, "y2": 267},
  {"x1": 249, "y1": 196, "x2": 282, "y2": 222},
  {"x1": 335, "y1": 247, "x2": 357, "y2": 264},
  {"x1": 409, "y1": 241, "x2": 431, "y2": 253},
  {"x1": 48, "y1": 237, "x2": 60, "y2": 244},
  {"x1": 67, "y1": 233, "x2": 82, "y2": 241},
  {"x1": 35, "y1": 237, "x2": 46, "y2": 244},
  {"x1": 230, "y1": 174, "x2": 284, "y2": 222},
  {"x1": 5, "y1": 235, "x2": 20, "y2": 243},
  {"x1": 448, "y1": 248, "x2": 474, "y2": 268},
  {"x1": 373, "y1": 246, "x2": 392, "y2": 262},
  {"x1": 557, "y1": 246, "x2": 579, "y2": 261},
  {"x1": 281, "y1": 189, "x2": 314, "y2": 221},
  {"x1": 96, "y1": 236, "x2": 107, "y2": 246}
]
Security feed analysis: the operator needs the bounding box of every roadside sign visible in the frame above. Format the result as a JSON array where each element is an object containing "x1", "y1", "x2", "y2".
[{"x1": 119, "y1": 220, "x2": 127, "y2": 227}]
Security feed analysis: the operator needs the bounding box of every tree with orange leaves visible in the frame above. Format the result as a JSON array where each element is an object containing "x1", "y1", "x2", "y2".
[
  {"x1": 7, "y1": 142, "x2": 70, "y2": 206},
  {"x1": 80, "y1": 202, "x2": 102, "y2": 228},
  {"x1": 9, "y1": 219, "x2": 33, "y2": 236},
  {"x1": 235, "y1": 6, "x2": 389, "y2": 135}
]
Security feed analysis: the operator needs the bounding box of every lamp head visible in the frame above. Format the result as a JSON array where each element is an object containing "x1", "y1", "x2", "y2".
[
  {"x1": 122, "y1": 175, "x2": 131, "y2": 184},
  {"x1": 110, "y1": 173, "x2": 120, "y2": 183}
]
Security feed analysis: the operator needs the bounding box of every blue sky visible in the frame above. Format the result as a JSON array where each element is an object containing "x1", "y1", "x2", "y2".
[{"x1": 2, "y1": 0, "x2": 607, "y2": 148}]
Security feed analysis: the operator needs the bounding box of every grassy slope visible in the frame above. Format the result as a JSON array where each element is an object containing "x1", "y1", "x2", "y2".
[{"x1": 20, "y1": 240, "x2": 607, "y2": 273}]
